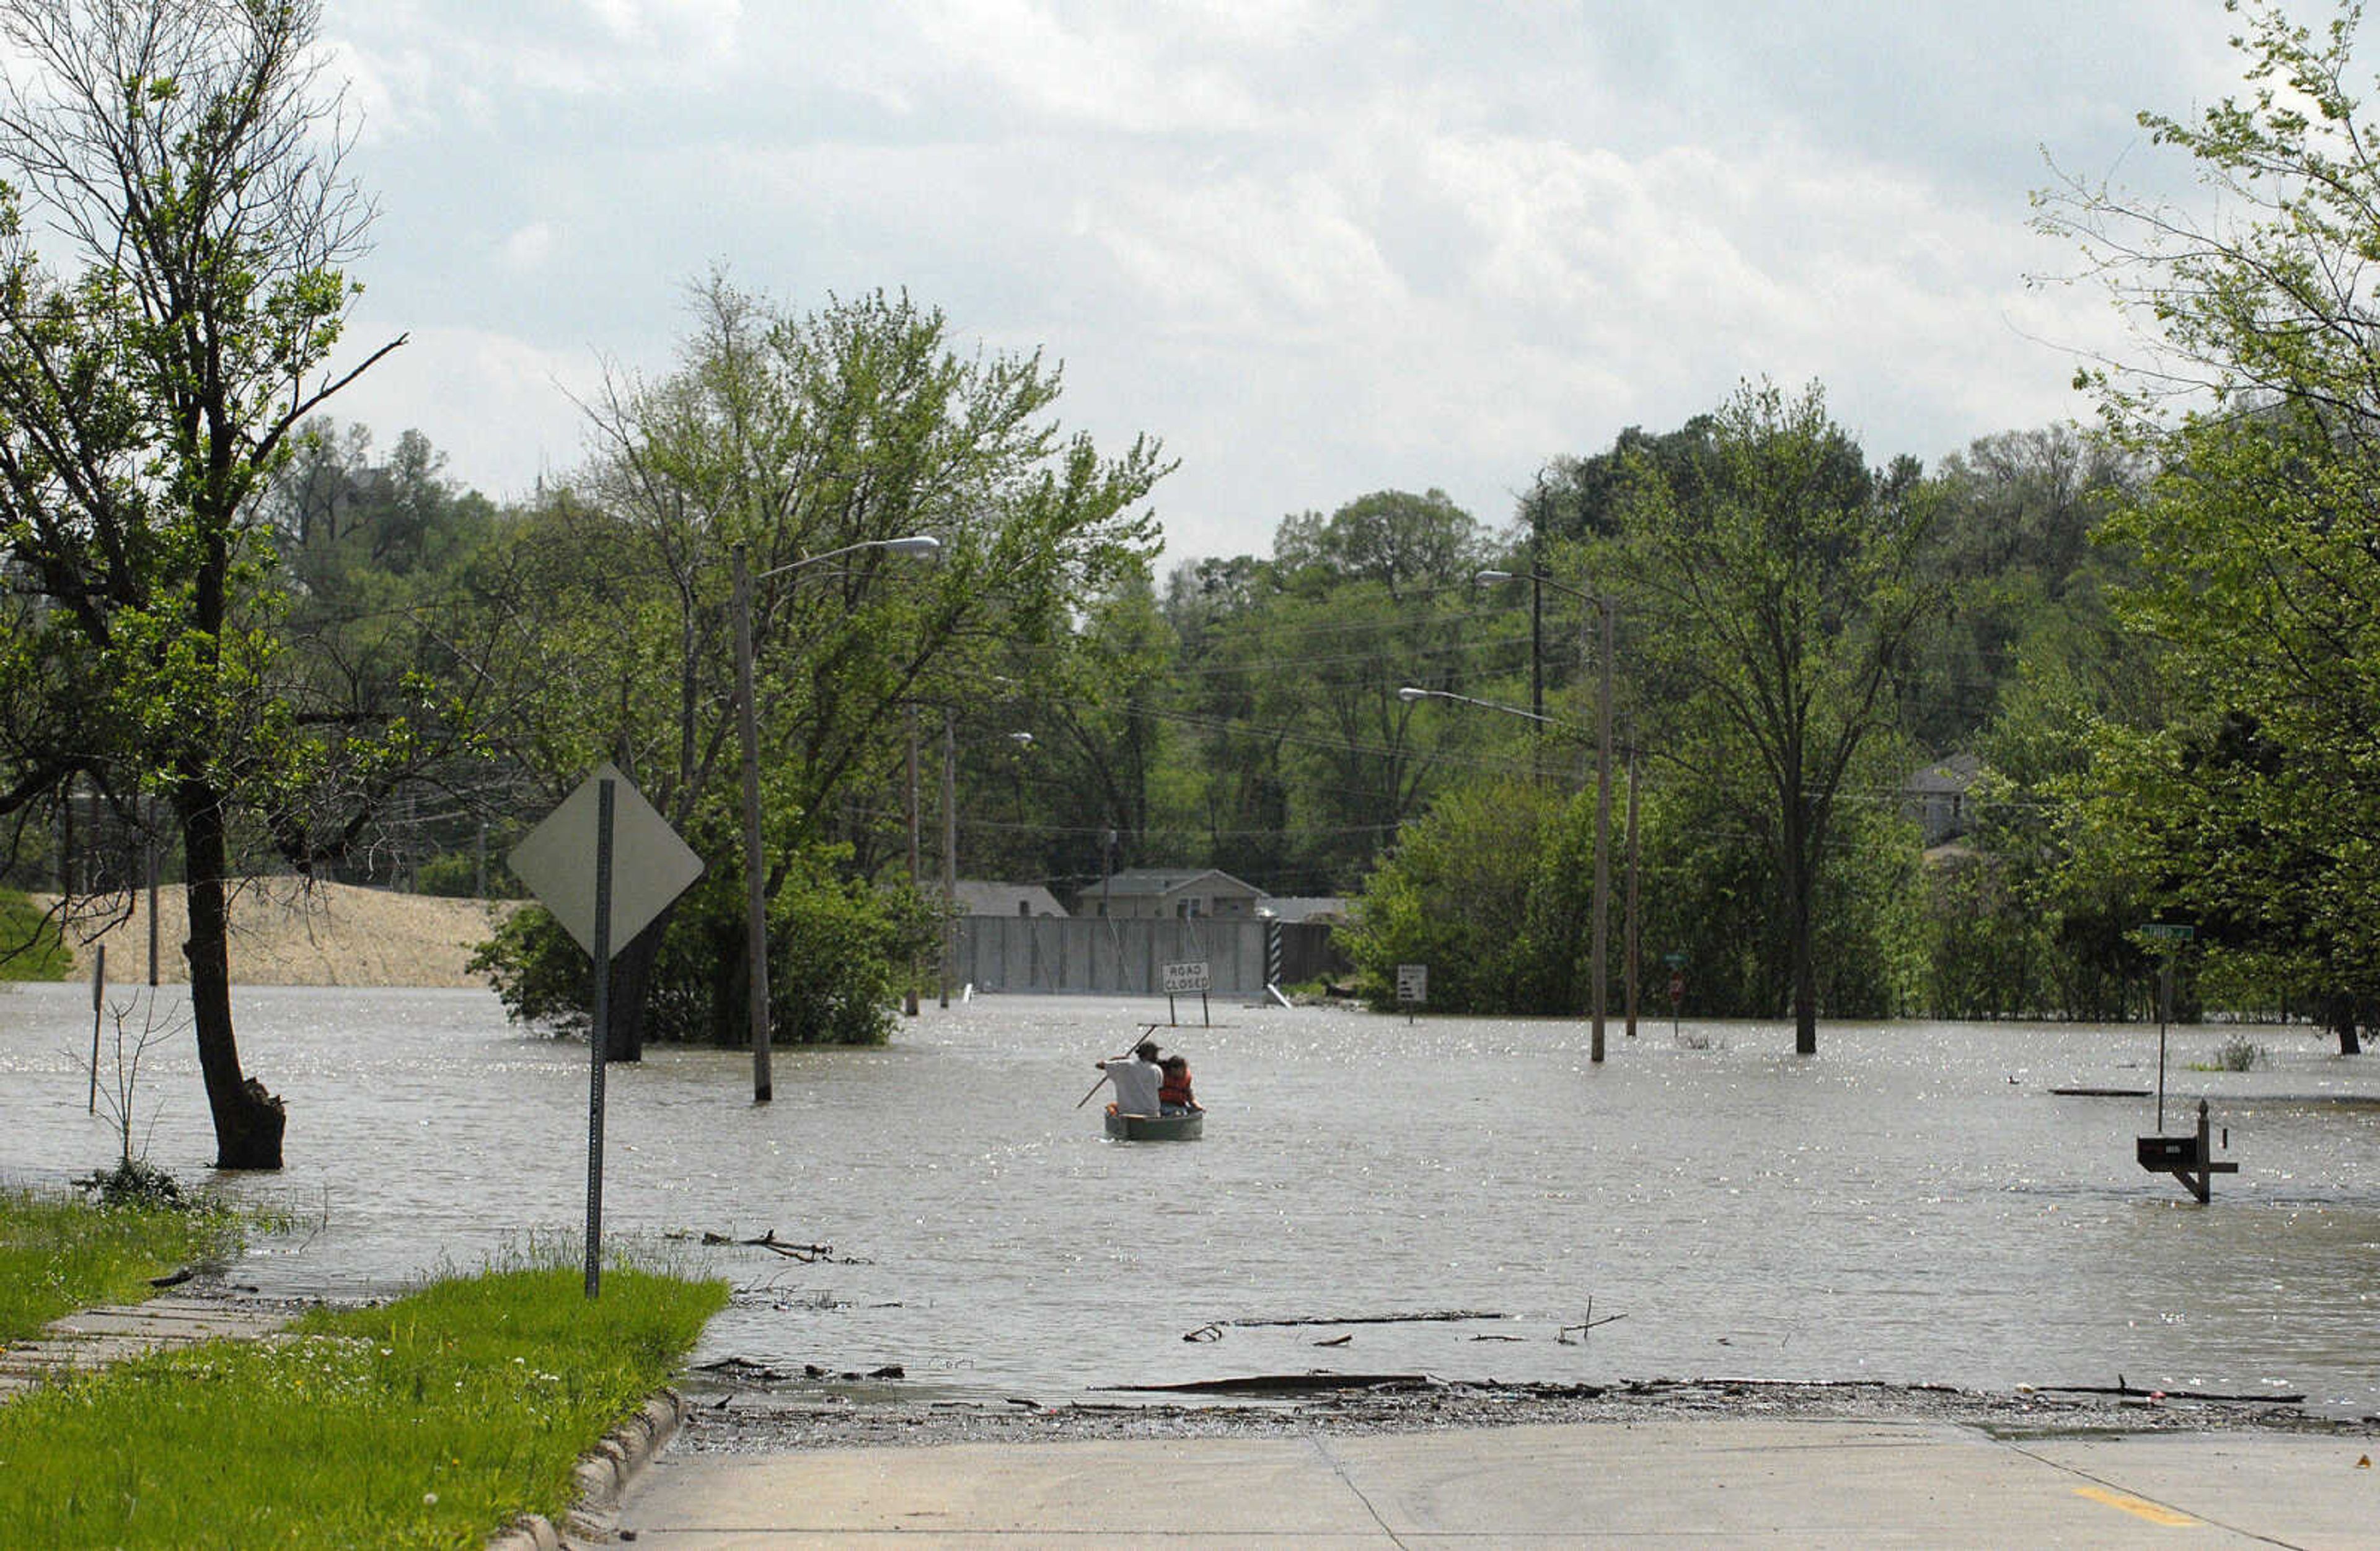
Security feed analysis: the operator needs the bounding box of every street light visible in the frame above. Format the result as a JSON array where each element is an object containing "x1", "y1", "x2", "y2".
[
  {"x1": 1471, "y1": 568, "x2": 1616, "y2": 1064},
  {"x1": 734, "y1": 534, "x2": 941, "y2": 1102},
  {"x1": 1397, "y1": 684, "x2": 1581, "y2": 729}
]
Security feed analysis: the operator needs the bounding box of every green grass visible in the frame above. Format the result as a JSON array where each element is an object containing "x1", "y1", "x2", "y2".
[
  {"x1": 0, "y1": 1186, "x2": 242, "y2": 1344},
  {"x1": 0, "y1": 887, "x2": 71, "y2": 981},
  {"x1": 0, "y1": 1261, "x2": 729, "y2": 1550}
]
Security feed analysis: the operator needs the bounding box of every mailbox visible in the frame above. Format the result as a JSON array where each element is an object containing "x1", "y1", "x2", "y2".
[{"x1": 2137, "y1": 1135, "x2": 2199, "y2": 1169}]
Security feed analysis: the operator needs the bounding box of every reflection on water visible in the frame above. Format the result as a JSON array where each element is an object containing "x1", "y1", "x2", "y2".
[{"x1": 3, "y1": 985, "x2": 2377, "y2": 1413}]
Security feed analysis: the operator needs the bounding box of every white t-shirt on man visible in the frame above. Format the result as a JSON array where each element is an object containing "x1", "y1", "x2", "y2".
[{"x1": 1103, "y1": 1057, "x2": 1161, "y2": 1115}]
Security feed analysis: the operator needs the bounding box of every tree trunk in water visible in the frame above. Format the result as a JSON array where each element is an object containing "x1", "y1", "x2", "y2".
[
  {"x1": 602, "y1": 913, "x2": 671, "y2": 1063},
  {"x1": 1784, "y1": 807, "x2": 1818, "y2": 1057},
  {"x1": 179, "y1": 783, "x2": 284, "y2": 1170},
  {"x1": 2321, "y1": 995, "x2": 2364, "y2": 1057}
]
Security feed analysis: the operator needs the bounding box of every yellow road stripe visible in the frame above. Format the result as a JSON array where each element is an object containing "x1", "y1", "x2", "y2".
[{"x1": 2074, "y1": 1485, "x2": 2200, "y2": 1527}]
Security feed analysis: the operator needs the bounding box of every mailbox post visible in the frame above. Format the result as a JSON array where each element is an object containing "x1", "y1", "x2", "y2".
[{"x1": 2137, "y1": 1099, "x2": 2238, "y2": 1203}]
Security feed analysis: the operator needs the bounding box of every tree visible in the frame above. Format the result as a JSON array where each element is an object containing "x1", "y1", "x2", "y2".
[
  {"x1": 1603, "y1": 381, "x2": 1944, "y2": 1053},
  {"x1": 2035, "y1": 0, "x2": 2380, "y2": 1049},
  {"x1": 1340, "y1": 777, "x2": 1595, "y2": 1013},
  {"x1": 474, "y1": 277, "x2": 1168, "y2": 1050},
  {"x1": 0, "y1": 0, "x2": 404, "y2": 1167}
]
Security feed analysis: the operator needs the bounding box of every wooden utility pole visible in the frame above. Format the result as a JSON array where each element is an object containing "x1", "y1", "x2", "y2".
[
  {"x1": 940, "y1": 708, "x2": 956, "y2": 1007},
  {"x1": 904, "y1": 708, "x2": 921, "y2": 1016},
  {"x1": 1623, "y1": 735, "x2": 1641, "y2": 1040},
  {"x1": 1589, "y1": 595, "x2": 1613, "y2": 1063},
  {"x1": 732, "y1": 544, "x2": 772, "y2": 1103}
]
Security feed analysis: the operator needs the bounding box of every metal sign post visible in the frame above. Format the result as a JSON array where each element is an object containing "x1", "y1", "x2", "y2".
[
  {"x1": 87, "y1": 944, "x2": 105, "y2": 1114},
  {"x1": 585, "y1": 780, "x2": 614, "y2": 1299},
  {"x1": 1396, "y1": 964, "x2": 1427, "y2": 1025},
  {"x1": 510, "y1": 763, "x2": 703, "y2": 1303},
  {"x1": 2141, "y1": 923, "x2": 2194, "y2": 1132}
]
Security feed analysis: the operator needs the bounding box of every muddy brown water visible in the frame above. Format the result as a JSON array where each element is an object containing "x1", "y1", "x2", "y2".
[{"x1": 3, "y1": 986, "x2": 2376, "y2": 1414}]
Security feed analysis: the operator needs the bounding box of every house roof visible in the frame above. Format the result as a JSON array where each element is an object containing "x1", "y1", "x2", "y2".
[
  {"x1": 1904, "y1": 752, "x2": 1983, "y2": 796},
  {"x1": 950, "y1": 881, "x2": 1069, "y2": 918},
  {"x1": 1092, "y1": 868, "x2": 1265, "y2": 899}
]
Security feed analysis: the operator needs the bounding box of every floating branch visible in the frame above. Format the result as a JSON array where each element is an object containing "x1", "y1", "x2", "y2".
[
  {"x1": 1557, "y1": 1296, "x2": 1628, "y2": 1344},
  {"x1": 1112, "y1": 1373, "x2": 1435, "y2": 1395},
  {"x1": 1225, "y1": 1310, "x2": 1509, "y2": 1328},
  {"x1": 2035, "y1": 1382, "x2": 2303, "y2": 1404},
  {"x1": 684, "y1": 1228, "x2": 852, "y2": 1263}
]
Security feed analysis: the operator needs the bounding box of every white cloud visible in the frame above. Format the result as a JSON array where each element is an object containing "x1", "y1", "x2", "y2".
[
  {"x1": 307, "y1": 0, "x2": 2263, "y2": 558},
  {"x1": 325, "y1": 323, "x2": 611, "y2": 501},
  {"x1": 498, "y1": 222, "x2": 559, "y2": 274}
]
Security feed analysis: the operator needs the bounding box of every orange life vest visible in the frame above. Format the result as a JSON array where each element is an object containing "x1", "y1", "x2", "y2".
[{"x1": 1160, "y1": 1066, "x2": 1194, "y2": 1107}]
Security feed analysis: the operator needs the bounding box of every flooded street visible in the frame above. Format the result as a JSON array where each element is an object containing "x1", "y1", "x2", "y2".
[{"x1": 2, "y1": 985, "x2": 2376, "y2": 1414}]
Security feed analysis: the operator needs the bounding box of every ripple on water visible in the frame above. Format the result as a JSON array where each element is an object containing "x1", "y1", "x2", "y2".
[{"x1": 2, "y1": 986, "x2": 2376, "y2": 1413}]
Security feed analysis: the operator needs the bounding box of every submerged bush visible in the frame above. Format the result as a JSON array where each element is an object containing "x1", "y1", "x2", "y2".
[{"x1": 75, "y1": 1158, "x2": 188, "y2": 1211}]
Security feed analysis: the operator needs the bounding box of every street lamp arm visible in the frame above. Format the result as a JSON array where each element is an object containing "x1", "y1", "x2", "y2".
[
  {"x1": 756, "y1": 534, "x2": 942, "y2": 582},
  {"x1": 1476, "y1": 568, "x2": 1606, "y2": 612},
  {"x1": 1397, "y1": 684, "x2": 1589, "y2": 736}
]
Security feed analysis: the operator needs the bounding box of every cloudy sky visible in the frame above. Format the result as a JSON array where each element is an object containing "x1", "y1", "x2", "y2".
[{"x1": 318, "y1": 1, "x2": 2247, "y2": 564}]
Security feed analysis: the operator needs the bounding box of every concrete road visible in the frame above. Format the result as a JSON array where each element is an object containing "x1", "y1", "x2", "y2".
[{"x1": 615, "y1": 1418, "x2": 2380, "y2": 1547}]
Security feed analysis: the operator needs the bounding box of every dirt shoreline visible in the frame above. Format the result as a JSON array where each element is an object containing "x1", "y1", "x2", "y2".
[{"x1": 669, "y1": 1373, "x2": 2379, "y2": 1454}]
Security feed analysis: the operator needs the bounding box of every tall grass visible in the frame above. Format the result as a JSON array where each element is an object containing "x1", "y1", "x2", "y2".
[
  {"x1": 0, "y1": 1262, "x2": 728, "y2": 1550},
  {"x1": 0, "y1": 1187, "x2": 242, "y2": 1343}
]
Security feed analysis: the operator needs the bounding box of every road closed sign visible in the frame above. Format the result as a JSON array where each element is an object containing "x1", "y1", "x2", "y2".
[{"x1": 1163, "y1": 960, "x2": 1212, "y2": 994}]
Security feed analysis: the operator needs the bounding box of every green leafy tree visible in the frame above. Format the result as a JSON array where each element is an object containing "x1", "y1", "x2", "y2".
[
  {"x1": 0, "y1": 0, "x2": 408, "y2": 1167},
  {"x1": 2036, "y1": 0, "x2": 2380, "y2": 1049},
  {"x1": 1603, "y1": 380, "x2": 1944, "y2": 1053},
  {"x1": 476, "y1": 277, "x2": 1168, "y2": 1050},
  {"x1": 1339, "y1": 778, "x2": 1594, "y2": 1013}
]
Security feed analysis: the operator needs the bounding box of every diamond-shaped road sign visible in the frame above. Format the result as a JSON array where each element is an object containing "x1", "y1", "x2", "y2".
[{"x1": 510, "y1": 763, "x2": 703, "y2": 958}]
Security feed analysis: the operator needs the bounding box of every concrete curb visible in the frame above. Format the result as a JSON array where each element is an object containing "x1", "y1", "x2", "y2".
[{"x1": 487, "y1": 1389, "x2": 686, "y2": 1551}]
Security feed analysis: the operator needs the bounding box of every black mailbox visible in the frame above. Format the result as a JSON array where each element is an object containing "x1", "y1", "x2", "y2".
[{"x1": 2138, "y1": 1135, "x2": 2199, "y2": 1169}]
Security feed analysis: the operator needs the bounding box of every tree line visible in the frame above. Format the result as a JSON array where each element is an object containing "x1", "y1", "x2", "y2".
[{"x1": 5, "y1": 0, "x2": 2375, "y2": 1172}]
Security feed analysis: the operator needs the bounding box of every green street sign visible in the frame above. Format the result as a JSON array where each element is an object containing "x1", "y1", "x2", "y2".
[{"x1": 2140, "y1": 923, "x2": 2195, "y2": 941}]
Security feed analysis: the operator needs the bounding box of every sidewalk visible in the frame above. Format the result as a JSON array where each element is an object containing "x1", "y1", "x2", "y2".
[
  {"x1": 617, "y1": 1417, "x2": 2379, "y2": 1548},
  {"x1": 0, "y1": 1293, "x2": 291, "y2": 1400}
]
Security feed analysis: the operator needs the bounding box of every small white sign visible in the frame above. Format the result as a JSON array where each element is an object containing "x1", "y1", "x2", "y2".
[
  {"x1": 510, "y1": 763, "x2": 705, "y2": 960},
  {"x1": 1396, "y1": 964, "x2": 1429, "y2": 1004},
  {"x1": 1163, "y1": 960, "x2": 1212, "y2": 994}
]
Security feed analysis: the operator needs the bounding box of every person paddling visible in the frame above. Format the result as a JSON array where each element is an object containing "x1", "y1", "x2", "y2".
[{"x1": 1094, "y1": 1039, "x2": 1164, "y2": 1117}]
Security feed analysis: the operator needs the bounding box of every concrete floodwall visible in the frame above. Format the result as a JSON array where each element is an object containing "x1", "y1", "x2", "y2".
[{"x1": 950, "y1": 918, "x2": 1342, "y2": 995}]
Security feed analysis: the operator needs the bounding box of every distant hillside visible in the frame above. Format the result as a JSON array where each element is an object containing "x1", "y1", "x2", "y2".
[{"x1": 35, "y1": 882, "x2": 512, "y2": 989}]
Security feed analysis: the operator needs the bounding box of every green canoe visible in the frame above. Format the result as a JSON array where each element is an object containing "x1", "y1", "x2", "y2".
[{"x1": 1103, "y1": 1109, "x2": 1205, "y2": 1141}]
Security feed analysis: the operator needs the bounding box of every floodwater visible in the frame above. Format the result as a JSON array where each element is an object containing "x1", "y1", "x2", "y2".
[{"x1": 2, "y1": 985, "x2": 2377, "y2": 1415}]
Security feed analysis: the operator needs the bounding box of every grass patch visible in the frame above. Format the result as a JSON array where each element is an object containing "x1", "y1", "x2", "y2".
[
  {"x1": 0, "y1": 887, "x2": 71, "y2": 981},
  {"x1": 0, "y1": 1186, "x2": 242, "y2": 1345},
  {"x1": 2188, "y1": 1035, "x2": 2268, "y2": 1073},
  {"x1": 0, "y1": 1261, "x2": 729, "y2": 1550}
]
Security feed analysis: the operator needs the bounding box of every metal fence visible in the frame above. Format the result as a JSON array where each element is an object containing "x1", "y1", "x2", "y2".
[{"x1": 949, "y1": 916, "x2": 1343, "y2": 995}]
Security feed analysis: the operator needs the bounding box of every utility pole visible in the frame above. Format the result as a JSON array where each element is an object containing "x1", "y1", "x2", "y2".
[
  {"x1": 940, "y1": 708, "x2": 956, "y2": 1008},
  {"x1": 904, "y1": 707, "x2": 921, "y2": 1016},
  {"x1": 733, "y1": 544, "x2": 773, "y2": 1102},
  {"x1": 1623, "y1": 734, "x2": 1640, "y2": 1040},
  {"x1": 1589, "y1": 594, "x2": 1613, "y2": 1064}
]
